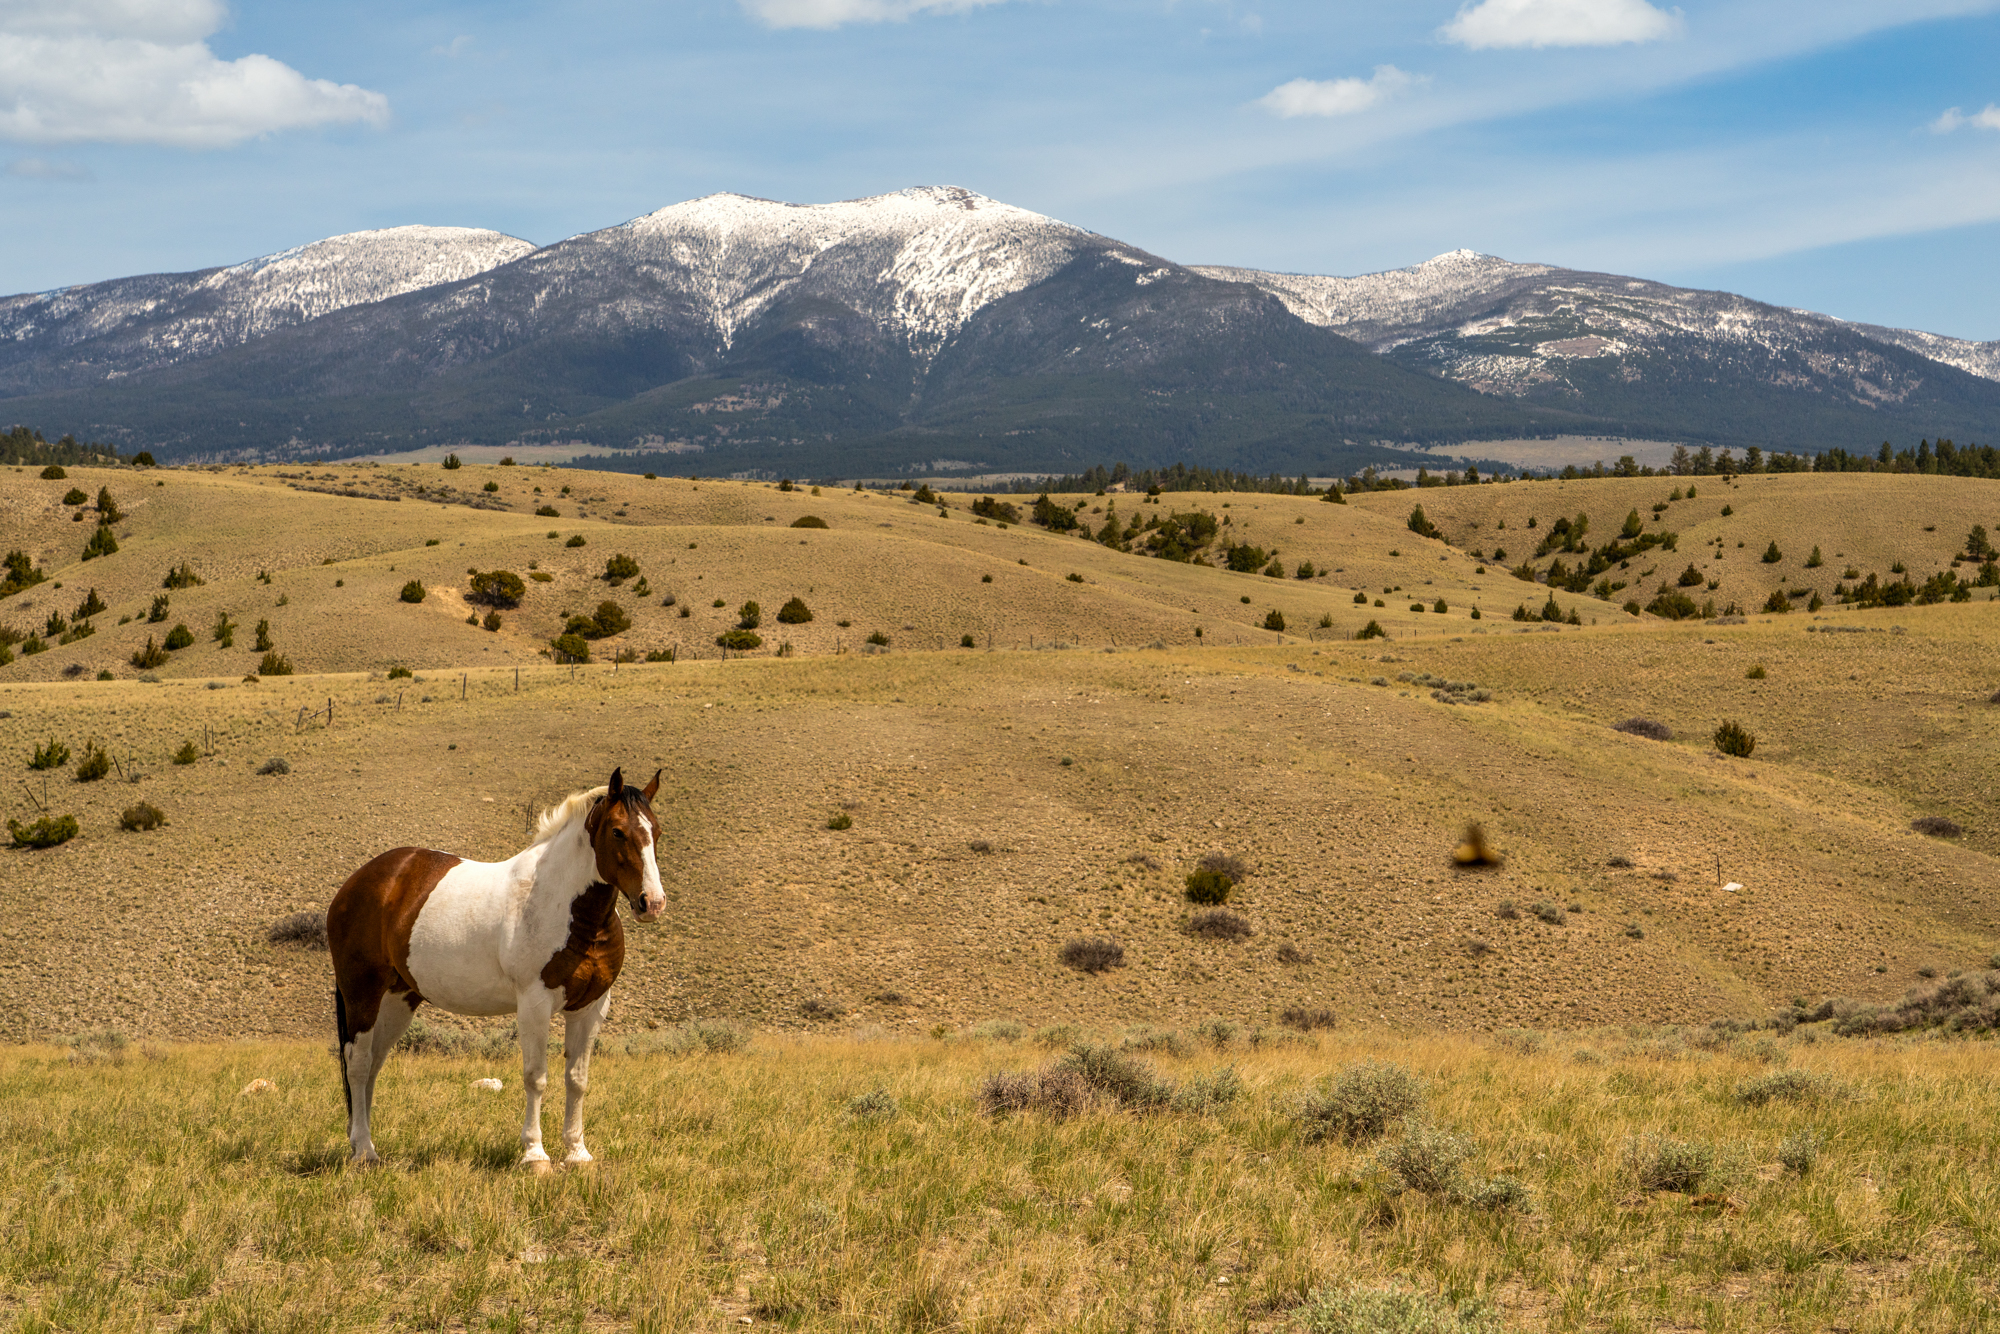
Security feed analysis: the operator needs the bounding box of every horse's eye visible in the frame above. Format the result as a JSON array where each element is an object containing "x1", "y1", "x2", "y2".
[{"x1": 613, "y1": 829, "x2": 627, "y2": 840}]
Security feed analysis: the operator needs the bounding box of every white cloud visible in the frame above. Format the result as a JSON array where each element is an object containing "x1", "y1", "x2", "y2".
[
  {"x1": 1441, "y1": 0, "x2": 1681, "y2": 49},
  {"x1": 1932, "y1": 104, "x2": 2000, "y2": 133},
  {"x1": 1259, "y1": 66, "x2": 1418, "y2": 119},
  {"x1": 738, "y1": 0, "x2": 1004, "y2": 29},
  {"x1": 0, "y1": 0, "x2": 389, "y2": 147},
  {"x1": 6, "y1": 155, "x2": 91, "y2": 180}
]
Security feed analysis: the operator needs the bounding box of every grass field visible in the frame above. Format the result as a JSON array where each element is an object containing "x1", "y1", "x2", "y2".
[{"x1": 5, "y1": 1029, "x2": 1998, "y2": 1332}]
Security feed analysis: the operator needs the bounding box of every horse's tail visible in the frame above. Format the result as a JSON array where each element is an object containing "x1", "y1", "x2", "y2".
[{"x1": 334, "y1": 986, "x2": 353, "y2": 1120}]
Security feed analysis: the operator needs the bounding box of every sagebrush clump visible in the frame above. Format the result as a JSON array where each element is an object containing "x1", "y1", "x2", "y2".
[{"x1": 1298, "y1": 1062, "x2": 1422, "y2": 1144}]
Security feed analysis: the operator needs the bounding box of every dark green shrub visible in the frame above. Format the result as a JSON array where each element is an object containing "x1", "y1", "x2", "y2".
[
  {"x1": 1910, "y1": 816, "x2": 1963, "y2": 838},
  {"x1": 1059, "y1": 937, "x2": 1125, "y2": 973},
  {"x1": 1614, "y1": 717, "x2": 1672, "y2": 740},
  {"x1": 399, "y1": 580, "x2": 426, "y2": 603},
  {"x1": 644, "y1": 648, "x2": 674, "y2": 662},
  {"x1": 210, "y1": 610, "x2": 235, "y2": 645},
  {"x1": 387, "y1": 665, "x2": 413, "y2": 679},
  {"x1": 1407, "y1": 504, "x2": 1440, "y2": 539},
  {"x1": 552, "y1": 633, "x2": 590, "y2": 662},
  {"x1": 120, "y1": 802, "x2": 166, "y2": 831},
  {"x1": 1805, "y1": 545, "x2": 1823, "y2": 568},
  {"x1": 1059, "y1": 1043, "x2": 1172, "y2": 1109},
  {"x1": 172, "y1": 740, "x2": 199, "y2": 765},
  {"x1": 1676, "y1": 562, "x2": 1704, "y2": 587},
  {"x1": 1356, "y1": 619, "x2": 1386, "y2": 640},
  {"x1": 1353, "y1": 591, "x2": 1367, "y2": 604},
  {"x1": 442, "y1": 453, "x2": 462, "y2": 469},
  {"x1": 19, "y1": 635, "x2": 44, "y2": 656},
  {"x1": 40, "y1": 464, "x2": 66, "y2": 479},
  {"x1": 163, "y1": 623, "x2": 193, "y2": 650},
  {"x1": 865, "y1": 630, "x2": 889, "y2": 647},
  {"x1": 29, "y1": 736, "x2": 69, "y2": 769},
  {"x1": 1746, "y1": 663, "x2": 1767, "y2": 679},
  {"x1": 482, "y1": 610, "x2": 502, "y2": 632},
  {"x1": 960, "y1": 633, "x2": 976, "y2": 647},
  {"x1": 1762, "y1": 589, "x2": 1791, "y2": 613},
  {"x1": 536, "y1": 505, "x2": 559, "y2": 517},
  {"x1": 716, "y1": 629, "x2": 763, "y2": 650},
  {"x1": 1646, "y1": 589, "x2": 1701, "y2": 620},
  {"x1": 1714, "y1": 719, "x2": 1755, "y2": 757},
  {"x1": 73, "y1": 742, "x2": 110, "y2": 782},
  {"x1": 130, "y1": 638, "x2": 167, "y2": 669},
  {"x1": 566, "y1": 535, "x2": 586, "y2": 548},
  {"x1": 9, "y1": 813, "x2": 78, "y2": 849},
  {"x1": 603, "y1": 553, "x2": 640, "y2": 581},
  {"x1": 1184, "y1": 869, "x2": 1233, "y2": 904},
  {"x1": 1067, "y1": 572, "x2": 1084, "y2": 583},
  {"x1": 258, "y1": 652, "x2": 294, "y2": 677},
  {"x1": 163, "y1": 561, "x2": 204, "y2": 589},
  {"x1": 2, "y1": 549, "x2": 48, "y2": 595},
  {"x1": 467, "y1": 570, "x2": 526, "y2": 608},
  {"x1": 1280, "y1": 1005, "x2": 1338, "y2": 1031},
  {"x1": 483, "y1": 481, "x2": 499, "y2": 493},
  {"x1": 1761, "y1": 540, "x2": 1782, "y2": 564},
  {"x1": 80, "y1": 526, "x2": 118, "y2": 560},
  {"x1": 1296, "y1": 561, "x2": 1316, "y2": 579},
  {"x1": 791, "y1": 515, "x2": 829, "y2": 528},
  {"x1": 591, "y1": 601, "x2": 630, "y2": 636},
  {"x1": 1263, "y1": 609, "x2": 1286, "y2": 631},
  {"x1": 1298, "y1": 1062, "x2": 1422, "y2": 1143},
  {"x1": 148, "y1": 594, "x2": 169, "y2": 623},
  {"x1": 257, "y1": 756, "x2": 291, "y2": 775},
  {"x1": 737, "y1": 600, "x2": 761, "y2": 629},
  {"x1": 62, "y1": 487, "x2": 88, "y2": 506}
]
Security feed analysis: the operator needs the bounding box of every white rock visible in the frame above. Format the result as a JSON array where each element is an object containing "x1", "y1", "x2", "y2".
[{"x1": 471, "y1": 1077, "x2": 503, "y2": 1091}]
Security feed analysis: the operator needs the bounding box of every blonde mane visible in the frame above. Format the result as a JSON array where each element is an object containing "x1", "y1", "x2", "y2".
[{"x1": 532, "y1": 785, "x2": 607, "y2": 847}]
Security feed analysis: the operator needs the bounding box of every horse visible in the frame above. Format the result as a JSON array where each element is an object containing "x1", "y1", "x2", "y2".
[{"x1": 327, "y1": 767, "x2": 666, "y2": 1170}]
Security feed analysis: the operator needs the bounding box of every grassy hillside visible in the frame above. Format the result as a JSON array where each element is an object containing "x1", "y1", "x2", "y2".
[
  {"x1": 5, "y1": 1032, "x2": 1999, "y2": 1331},
  {"x1": 2, "y1": 463, "x2": 1997, "y2": 1048}
]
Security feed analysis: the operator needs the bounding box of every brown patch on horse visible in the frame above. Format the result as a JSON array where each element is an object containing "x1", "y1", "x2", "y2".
[
  {"x1": 540, "y1": 880, "x2": 627, "y2": 1011},
  {"x1": 328, "y1": 847, "x2": 462, "y2": 1033}
]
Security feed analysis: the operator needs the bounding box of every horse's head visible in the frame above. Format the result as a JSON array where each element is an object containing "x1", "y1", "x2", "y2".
[{"x1": 585, "y1": 767, "x2": 665, "y2": 922}]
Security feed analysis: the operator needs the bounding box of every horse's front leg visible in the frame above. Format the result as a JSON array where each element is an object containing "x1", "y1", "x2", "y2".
[
  {"x1": 514, "y1": 988, "x2": 559, "y2": 1173},
  {"x1": 560, "y1": 993, "x2": 613, "y2": 1167}
]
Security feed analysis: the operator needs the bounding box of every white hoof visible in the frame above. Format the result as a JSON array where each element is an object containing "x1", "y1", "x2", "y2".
[
  {"x1": 522, "y1": 1157, "x2": 554, "y2": 1176},
  {"x1": 563, "y1": 1150, "x2": 595, "y2": 1169}
]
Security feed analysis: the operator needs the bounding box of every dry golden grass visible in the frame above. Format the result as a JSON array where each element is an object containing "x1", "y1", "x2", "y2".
[
  {"x1": 3, "y1": 464, "x2": 1998, "y2": 1045},
  {"x1": 4, "y1": 1029, "x2": 1998, "y2": 1332}
]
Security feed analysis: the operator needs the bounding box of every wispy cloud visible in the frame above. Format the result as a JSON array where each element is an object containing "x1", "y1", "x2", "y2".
[
  {"x1": 0, "y1": 0, "x2": 389, "y2": 147},
  {"x1": 1258, "y1": 66, "x2": 1418, "y2": 119},
  {"x1": 739, "y1": 0, "x2": 1005, "y2": 30},
  {"x1": 431, "y1": 35, "x2": 475, "y2": 58},
  {"x1": 1441, "y1": 0, "x2": 1681, "y2": 50},
  {"x1": 1932, "y1": 104, "x2": 2000, "y2": 133},
  {"x1": 6, "y1": 155, "x2": 92, "y2": 181}
]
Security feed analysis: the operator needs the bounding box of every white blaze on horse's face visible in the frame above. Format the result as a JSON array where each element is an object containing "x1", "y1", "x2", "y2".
[
  {"x1": 587, "y1": 770, "x2": 666, "y2": 923},
  {"x1": 636, "y1": 813, "x2": 664, "y2": 922}
]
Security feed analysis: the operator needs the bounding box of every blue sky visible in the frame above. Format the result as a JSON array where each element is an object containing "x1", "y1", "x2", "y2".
[{"x1": 2, "y1": 0, "x2": 1997, "y2": 338}]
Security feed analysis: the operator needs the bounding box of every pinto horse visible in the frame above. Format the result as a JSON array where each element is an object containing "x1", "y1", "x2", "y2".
[{"x1": 328, "y1": 767, "x2": 666, "y2": 1169}]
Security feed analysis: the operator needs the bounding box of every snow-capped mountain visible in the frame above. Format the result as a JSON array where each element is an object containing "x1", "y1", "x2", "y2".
[
  {"x1": 0, "y1": 225, "x2": 536, "y2": 394},
  {"x1": 4, "y1": 188, "x2": 1998, "y2": 474},
  {"x1": 1200, "y1": 252, "x2": 2000, "y2": 445}
]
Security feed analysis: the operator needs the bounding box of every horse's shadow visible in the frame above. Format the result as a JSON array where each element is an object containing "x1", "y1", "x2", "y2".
[{"x1": 281, "y1": 1139, "x2": 522, "y2": 1175}]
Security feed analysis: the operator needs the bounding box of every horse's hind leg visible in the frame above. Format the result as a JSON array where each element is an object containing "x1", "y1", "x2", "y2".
[
  {"x1": 560, "y1": 993, "x2": 612, "y2": 1167},
  {"x1": 344, "y1": 988, "x2": 418, "y2": 1165}
]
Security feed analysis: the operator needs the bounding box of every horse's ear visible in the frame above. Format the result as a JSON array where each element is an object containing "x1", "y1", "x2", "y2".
[
  {"x1": 640, "y1": 768, "x2": 661, "y2": 802},
  {"x1": 606, "y1": 767, "x2": 624, "y2": 797}
]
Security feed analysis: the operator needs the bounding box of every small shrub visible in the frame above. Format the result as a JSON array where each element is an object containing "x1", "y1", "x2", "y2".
[
  {"x1": 1761, "y1": 540, "x2": 1782, "y2": 563},
  {"x1": 1495, "y1": 900, "x2": 1521, "y2": 920},
  {"x1": 1531, "y1": 901, "x2": 1566, "y2": 926},
  {"x1": 1614, "y1": 717, "x2": 1673, "y2": 741},
  {"x1": 1298, "y1": 1062, "x2": 1422, "y2": 1144},
  {"x1": 799, "y1": 996, "x2": 847, "y2": 1022},
  {"x1": 536, "y1": 505, "x2": 559, "y2": 517},
  {"x1": 1199, "y1": 850, "x2": 1251, "y2": 883},
  {"x1": 29, "y1": 735, "x2": 70, "y2": 769},
  {"x1": 846, "y1": 1089, "x2": 898, "y2": 1121},
  {"x1": 9, "y1": 813, "x2": 79, "y2": 848},
  {"x1": 40, "y1": 464, "x2": 66, "y2": 479},
  {"x1": 1714, "y1": 719, "x2": 1755, "y2": 757},
  {"x1": 467, "y1": 570, "x2": 526, "y2": 608},
  {"x1": 73, "y1": 742, "x2": 110, "y2": 782},
  {"x1": 1061, "y1": 1043, "x2": 1172, "y2": 1110},
  {"x1": 1623, "y1": 921, "x2": 1645, "y2": 940},
  {"x1": 81, "y1": 526, "x2": 118, "y2": 560},
  {"x1": 1291, "y1": 1284, "x2": 1498, "y2": 1334},
  {"x1": 1184, "y1": 869, "x2": 1233, "y2": 904},
  {"x1": 163, "y1": 623, "x2": 194, "y2": 650},
  {"x1": 1195, "y1": 1017, "x2": 1241, "y2": 1047},
  {"x1": 603, "y1": 553, "x2": 640, "y2": 581},
  {"x1": 1356, "y1": 619, "x2": 1387, "y2": 640},
  {"x1": 442, "y1": 453, "x2": 462, "y2": 469},
  {"x1": 130, "y1": 638, "x2": 168, "y2": 669},
  {"x1": 1374, "y1": 1119, "x2": 1474, "y2": 1197},
  {"x1": 1275, "y1": 941, "x2": 1315, "y2": 964},
  {"x1": 483, "y1": 610, "x2": 502, "y2": 632},
  {"x1": 1911, "y1": 816, "x2": 1963, "y2": 838},
  {"x1": 1263, "y1": 608, "x2": 1286, "y2": 631},
  {"x1": 1629, "y1": 1134, "x2": 1714, "y2": 1192},
  {"x1": 118, "y1": 802, "x2": 166, "y2": 831},
  {"x1": 256, "y1": 756, "x2": 291, "y2": 775},
  {"x1": 865, "y1": 630, "x2": 889, "y2": 647},
  {"x1": 387, "y1": 665, "x2": 413, "y2": 679},
  {"x1": 399, "y1": 580, "x2": 426, "y2": 603},
  {"x1": 777, "y1": 596, "x2": 813, "y2": 624},
  {"x1": 1736, "y1": 1069, "x2": 1838, "y2": 1106},
  {"x1": 827, "y1": 812, "x2": 853, "y2": 830},
  {"x1": 171, "y1": 740, "x2": 199, "y2": 765},
  {"x1": 716, "y1": 629, "x2": 763, "y2": 651},
  {"x1": 1059, "y1": 937, "x2": 1125, "y2": 973},
  {"x1": 1745, "y1": 663, "x2": 1767, "y2": 679},
  {"x1": 258, "y1": 652, "x2": 294, "y2": 677},
  {"x1": 147, "y1": 595, "x2": 172, "y2": 625},
  {"x1": 1778, "y1": 1131, "x2": 1821, "y2": 1176},
  {"x1": 1280, "y1": 1005, "x2": 1338, "y2": 1032},
  {"x1": 162, "y1": 561, "x2": 204, "y2": 590},
  {"x1": 1186, "y1": 907, "x2": 1253, "y2": 940},
  {"x1": 552, "y1": 633, "x2": 591, "y2": 662},
  {"x1": 979, "y1": 1065, "x2": 1096, "y2": 1119}
]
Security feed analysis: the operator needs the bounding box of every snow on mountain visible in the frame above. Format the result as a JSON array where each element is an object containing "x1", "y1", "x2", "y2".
[
  {"x1": 547, "y1": 186, "x2": 1098, "y2": 358},
  {"x1": 0, "y1": 225, "x2": 537, "y2": 390},
  {"x1": 1196, "y1": 250, "x2": 1557, "y2": 349},
  {"x1": 1848, "y1": 323, "x2": 2000, "y2": 384}
]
